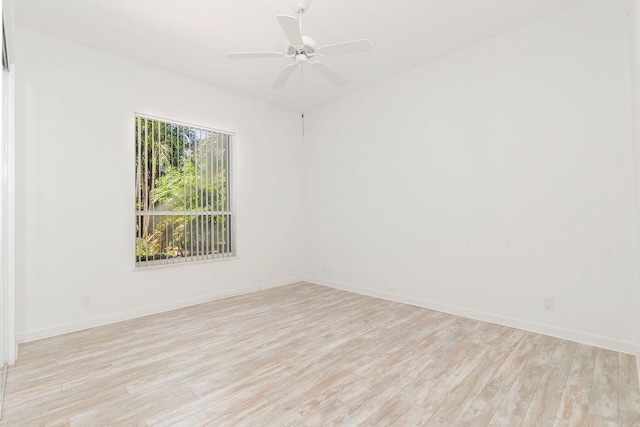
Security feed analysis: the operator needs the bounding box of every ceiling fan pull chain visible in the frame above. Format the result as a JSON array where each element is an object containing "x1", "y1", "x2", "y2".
[{"x1": 301, "y1": 65, "x2": 305, "y2": 137}]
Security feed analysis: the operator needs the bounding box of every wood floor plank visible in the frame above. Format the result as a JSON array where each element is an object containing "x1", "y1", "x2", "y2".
[
  {"x1": 423, "y1": 328, "x2": 526, "y2": 425},
  {"x1": 481, "y1": 334, "x2": 559, "y2": 425},
  {"x1": 391, "y1": 403, "x2": 433, "y2": 426},
  {"x1": 0, "y1": 282, "x2": 638, "y2": 426},
  {"x1": 618, "y1": 352, "x2": 640, "y2": 426},
  {"x1": 520, "y1": 339, "x2": 577, "y2": 425},
  {"x1": 552, "y1": 343, "x2": 598, "y2": 427},
  {"x1": 301, "y1": 399, "x2": 351, "y2": 427},
  {"x1": 589, "y1": 349, "x2": 619, "y2": 424},
  {"x1": 456, "y1": 332, "x2": 542, "y2": 426}
]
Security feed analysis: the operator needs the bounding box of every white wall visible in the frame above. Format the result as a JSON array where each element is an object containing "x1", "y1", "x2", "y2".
[
  {"x1": 1, "y1": 66, "x2": 16, "y2": 365},
  {"x1": 304, "y1": 0, "x2": 640, "y2": 352},
  {"x1": 14, "y1": 26, "x2": 304, "y2": 341},
  {"x1": 1, "y1": 0, "x2": 16, "y2": 365}
]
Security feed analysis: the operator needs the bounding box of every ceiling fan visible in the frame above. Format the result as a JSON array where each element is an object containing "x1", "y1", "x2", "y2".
[{"x1": 226, "y1": 0, "x2": 372, "y2": 89}]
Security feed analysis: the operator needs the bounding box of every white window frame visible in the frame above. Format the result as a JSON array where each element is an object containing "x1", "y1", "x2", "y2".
[{"x1": 134, "y1": 114, "x2": 235, "y2": 268}]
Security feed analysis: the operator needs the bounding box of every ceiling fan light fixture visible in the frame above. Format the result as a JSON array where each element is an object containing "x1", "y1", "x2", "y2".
[{"x1": 302, "y1": 36, "x2": 316, "y2": 52}]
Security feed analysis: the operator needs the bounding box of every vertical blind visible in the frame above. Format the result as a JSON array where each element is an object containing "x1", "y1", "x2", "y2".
[
  {"x1": 2, "y1": 17, "x2": 7, "y2": 71},
  {"x1": 135, "y1": 115, "x2": 233, "y2": 268}
]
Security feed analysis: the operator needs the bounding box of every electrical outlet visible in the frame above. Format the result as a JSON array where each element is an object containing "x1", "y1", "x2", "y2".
[
  {"x1": 544, "y1": 297, "x2": 554, "y2": 311},
  {"x1": 82, "y1": 295, "x2": 92, "y2": 307}
]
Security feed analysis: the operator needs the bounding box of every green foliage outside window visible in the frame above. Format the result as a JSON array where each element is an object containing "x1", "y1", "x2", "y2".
[{"x1": 135, "y1": 117, "x2": 231, "y2": 265}]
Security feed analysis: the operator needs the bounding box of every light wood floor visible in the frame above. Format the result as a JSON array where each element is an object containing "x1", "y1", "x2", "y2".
[{"x1": 1, "y1": 282, "x2": 639, "y2": 426}]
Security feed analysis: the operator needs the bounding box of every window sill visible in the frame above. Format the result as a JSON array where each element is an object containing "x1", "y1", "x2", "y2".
[{"x1": 133, "y1": 255, "x2": 238, "y2": 271}]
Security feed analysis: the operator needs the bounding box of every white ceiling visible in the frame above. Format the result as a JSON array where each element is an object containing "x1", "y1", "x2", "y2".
[{"x1": 14, "y1": 0, "x2": 585, "y2": 111}]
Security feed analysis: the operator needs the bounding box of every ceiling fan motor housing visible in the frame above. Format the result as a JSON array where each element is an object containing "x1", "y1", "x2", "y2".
[{"x1": 287, "y1": 35, "x2": 316, "y2": 58}]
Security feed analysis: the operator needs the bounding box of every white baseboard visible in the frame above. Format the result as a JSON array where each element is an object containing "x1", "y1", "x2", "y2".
[
  {"x1": 16, "y1": 276, "x2": 640, "y2": 359},
  {"x1": 16, "y1": 277, "x2": 303, "y2": 344},
  {"x1": 304, "y1": 276, "x2": 640, "y2": 355}
]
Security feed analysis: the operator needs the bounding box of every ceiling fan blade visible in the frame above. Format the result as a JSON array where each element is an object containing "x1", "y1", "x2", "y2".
[
  {"x1": 276, "y1": 15, "x2": 303, "y2": 47},
  {"x1": 227, "y1": 52, "x2": 285, "y2": 59},
  {"x1": 271, "y1": 64, "x2": 297, "y2": 89},
  {"x1": 311, "y1": 63, "x2": 348, "y2": 87},
  {"x1": 316, "y1": 39, "x2": 372, "y2": 56}
]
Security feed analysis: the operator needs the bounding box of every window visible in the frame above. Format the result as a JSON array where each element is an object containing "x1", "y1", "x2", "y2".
[{"x1": 135, "y1": 115, "x2": 233, "y2": 268}]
